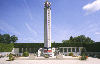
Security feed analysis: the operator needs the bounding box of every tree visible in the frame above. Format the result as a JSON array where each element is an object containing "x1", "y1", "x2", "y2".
[
  {"x1": 3, "y1": 34, "x2": 11, "y2": 43},
  {"x1": 62, "y1": 35, "x2": 94, "y2": 44},
  {"x1": 69, "y1": 36, "x2": 73, "y2": 41},
  {"x1": 0, "y1": 34, "x2": 3, "y2": 43},
  {"x1": 11, "y1": 35, "x2": 18, "y2": 43},
  {"x1": 62, "y1": 40, "x2": 70, "y2": 43},
  {"x1": 0, "y1": 34, "x2": 18, "y2": 43},
  {"x1": 0, "y1": 34, "x2": 11, "y2": 43}
]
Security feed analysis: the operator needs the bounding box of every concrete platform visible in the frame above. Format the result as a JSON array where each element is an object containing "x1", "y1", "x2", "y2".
[{"x1": 0, "y1": 57, "x2": 100, "y2": 64}]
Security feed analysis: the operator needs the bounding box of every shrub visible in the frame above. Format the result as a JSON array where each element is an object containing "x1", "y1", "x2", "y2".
[
  {"x1": 9, "y1": 53, "x2": 14, "y2": 61},
  {"x1": 69, "y1": 52, "x2": 73, "y2": 56},
  {"x1": 81, "y1": 48, "x2": 86, "y2": 56},
  {"x1": 80, "y1": 53, "x2": 88, "y2": 60},
  {"x1": 96, "y1": 55, "x2": 100, "y2": 58},
  {"x1": 0, "y1": 43, "x2": 14, "y2": 52},
  {"x1": 23, "y1": 52, "x2": 29, "y2": 57},
  {"x1": 44, "y1": 54, "x2": 49, "y2": 58}
]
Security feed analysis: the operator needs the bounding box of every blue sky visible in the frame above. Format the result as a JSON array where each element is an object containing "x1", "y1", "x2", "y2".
[{"x1": 0, "y1": 0, "x2": 100, "y2": 43}]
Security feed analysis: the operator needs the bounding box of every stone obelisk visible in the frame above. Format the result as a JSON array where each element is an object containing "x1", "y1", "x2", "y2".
[{"x1": 44, "y1": 0, "x2": 52, "y2": 55}]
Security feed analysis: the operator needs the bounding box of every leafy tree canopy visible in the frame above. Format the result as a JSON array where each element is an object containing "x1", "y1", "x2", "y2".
[
  {"x1": 0, "y1": 34, "x2": 18, "y2": 43},
  {"x1": 62, "y1": 35, "x2": 94, "y2": 44}
]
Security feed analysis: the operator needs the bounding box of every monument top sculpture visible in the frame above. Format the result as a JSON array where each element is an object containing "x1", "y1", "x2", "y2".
[{"x1": 44, "y1": 0, "x2": 51, "y2": 8}]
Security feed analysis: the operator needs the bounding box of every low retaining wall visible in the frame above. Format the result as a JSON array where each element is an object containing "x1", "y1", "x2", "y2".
[{"x1": 0, "y1": 52, "x2": 11, "y2": 56}]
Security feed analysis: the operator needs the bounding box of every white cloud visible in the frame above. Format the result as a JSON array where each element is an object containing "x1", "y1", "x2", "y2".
[
  {"x1": 95, "y1": 32, "x2": 100, "y2": 35},
  {"x1": 18, "y1": 37, "x2": 36, "y2": 43},
  {"x1": 18, "y1": 37, "x2": 43, "y2": 43},
  {"x1": 25, "y1": 23, "x2": 37, "y2": 36},
  {"x1": 0, "y1": 20, "x2": 21, "y2": 35},
  {"x1": 23, "y1": 0, "x2": 33, "y2": 20},
  {"x1": 83, "y1": 0, "x2": 100, "y2": 14}
]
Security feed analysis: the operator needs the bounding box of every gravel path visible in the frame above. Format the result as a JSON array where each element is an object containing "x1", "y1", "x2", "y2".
[{"x1": 0, "y1": 57, "x2": 100, "y2": 64}]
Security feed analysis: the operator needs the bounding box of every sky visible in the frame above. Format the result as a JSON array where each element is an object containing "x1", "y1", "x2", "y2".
[{"x1": 0, "y1": 0, "x2": 100, "y2": 43}]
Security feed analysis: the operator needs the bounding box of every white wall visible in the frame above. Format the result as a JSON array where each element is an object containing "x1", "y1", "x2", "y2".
[
  {"x1": 0, "y1": 52, "x2": 11, "y2": 56},
  {"x1": 12, "y1": 48, "x2": 19, "y2": 54}
]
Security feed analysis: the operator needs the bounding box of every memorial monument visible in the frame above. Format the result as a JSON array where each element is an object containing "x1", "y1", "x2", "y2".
[
  {"x1": 44, "y1": 0, "x2": 52, "y2": 56},
  {"x1": 38, "y1": 0, "x2": 55, "y2": 57}
]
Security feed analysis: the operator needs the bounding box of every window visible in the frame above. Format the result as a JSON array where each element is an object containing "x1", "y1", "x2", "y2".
[
  {"x1": 60, "y1": 48, "x2": 63, "y2": 52},
  {"x1": 64, "y1": 48, "x2": 67, "y2": 52},
  {"x1": 72, "y1": 48, "x2": 75, "y2": 52},
  {"x1": 68, "y1": 48, "x2": 71, "y2": 52},
  {"x1": 76, "y1": 48, "x2": 79, "y2": 52}
]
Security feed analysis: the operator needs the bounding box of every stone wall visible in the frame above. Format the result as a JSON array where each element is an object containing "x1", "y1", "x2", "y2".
[{"x1": 0, "y1": 52, "x2": 11, "y2": 56}]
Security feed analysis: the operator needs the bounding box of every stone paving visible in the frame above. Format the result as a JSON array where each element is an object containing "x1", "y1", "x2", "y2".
[{"x1": 0, "y1": 57, "x2": 100, "y2": 64}]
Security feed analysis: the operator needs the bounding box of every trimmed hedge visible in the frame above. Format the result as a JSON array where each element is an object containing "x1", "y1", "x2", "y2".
[
  {"x1": 14, "y1": 43, "x2": 44, "y2": 48},
  {"x1": 0, "y1": 42, "x2": 100, "y2": 52},
  {"x1": 14, "y1": 42, "x2": 100, "y2": 52},
  {"x1": 23, "y1": 52, "x2": 29, "y2": 57},
  {"x1": 14, "y1": 43, "x2": 44, "y2": 53},
  {"x1": 84, "y1": 43, "x2": 100, "y2": 52},
  {"x1": 0, "y1": 43, "x2": 14, "y2": 52},
  {"x1": 69, "y1": 52, "x2": 73, "y2": 56}
]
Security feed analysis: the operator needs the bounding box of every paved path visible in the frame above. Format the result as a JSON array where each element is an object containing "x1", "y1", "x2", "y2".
[{"x1": 0, "y1": 57, "x2": 100, "y2": 64}]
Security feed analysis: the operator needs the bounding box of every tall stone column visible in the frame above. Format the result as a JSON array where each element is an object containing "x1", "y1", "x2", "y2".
[
  {"x1": 44, "y1": 1, "x2": 51, "y2": 48},
  {"x1": 44, "y1": 0, "x2": 52, "y2": 55}
]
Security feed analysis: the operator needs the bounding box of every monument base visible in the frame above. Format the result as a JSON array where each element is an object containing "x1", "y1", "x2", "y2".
[
  {"x1": 38, "y1": 48, "x2": 55, "y2": 57},
  {"x1": 43, "y1": 48, "x2": 52, "y2": 57}
]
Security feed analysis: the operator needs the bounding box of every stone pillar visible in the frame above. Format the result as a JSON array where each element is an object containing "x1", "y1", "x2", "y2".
[
  {"x1": 22, "y1": 48, "x2": 23, "y2": 53},
  {"x1": 75, "y1": 47, "x2": 76, "y2": 56},
  {"x1": 66, "y1": 48, "x2": 67, "y2": 52},
  {"x1": 75, "y1": 47, "x2": 76, "y2": 52},
  {"x1": 30, "y1": 48, "x2": 31, "y2": 53},
  {"x1": 26, "y1": 48, "x2": 27, "y2": 52},
  {"x1": 79, "y1": 48, "x2": 81, "y2": 53},
  {"x1": 63, "y1": 48, "x2": 64, "y2": 55},
  {"x1": 67, "y1": 48, "x2": 68, "y2": 56},
  {"x1": 71, "y1": 48, "x2": 72, "y2": 52},
  {"x1": 67, "y1": 48, "x2": 68, "y2": 52},
  {"x1": 21, "y1": 48, "x2": 23, "y2": 56}
]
